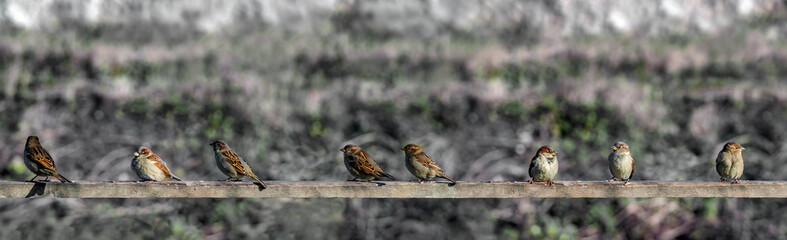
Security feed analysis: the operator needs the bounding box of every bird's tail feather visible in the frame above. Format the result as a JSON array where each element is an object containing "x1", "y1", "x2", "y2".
[
  {"x1": 54, "y1": 173, "x2": 73, "y2": 183},
  {"x1": 247, "y1": 173, "x2": 268, "y2": 189},
  {"x1": 438, "y1": 175, "x2": 457, "y2": 184},
  {"x1": 379, "y1": 172, "x2": 397, "y2": 181}
]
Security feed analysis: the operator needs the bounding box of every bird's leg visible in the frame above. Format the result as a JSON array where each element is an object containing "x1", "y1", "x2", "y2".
[
  {"x1": 418, "y1": 179, "x2": 425, "y2": 184},
  {"x1": 529, "y1": 179, "x2": 534, "y2": 184},
  {"x1": 28, "y1": 175, "x2": 39, "y2": 182},
  {"x1": 624, "y1": 178, "x2": 631, "y2": 186},
  {"x1": 732, "y1": 178, "x2": 739, "y2": 184},
  {"x1": 719, "y1": 178, "x2": 724, "y2": 183},
  {"x1": 347, "y1": 177, "x2": 359, "y2": 181},
  {"x1": 223, "y1": 177, "x2": 234, "y2": 182},
  {"x1": 547, "y1": 180, "x2": 553, "y2": 187},
  {"x1": 44, "y1": 176, "x2": 50, "y2": 182},
  {"x1": 607, "y1": 177, "x2": 616, "y2": 182}
]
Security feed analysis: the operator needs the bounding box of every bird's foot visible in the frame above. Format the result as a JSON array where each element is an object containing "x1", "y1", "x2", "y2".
[{"x1": 607, "y1": 177, "x2": 615, "y2": 182}]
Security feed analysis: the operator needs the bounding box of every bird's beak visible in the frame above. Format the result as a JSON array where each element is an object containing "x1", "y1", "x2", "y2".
[
  {"x1": 134, "y1": 152, "x2": 139, "y2": 157},
  {"x1": 339, "y1": 149, "x2": 344, "y2": 152},
  {"x1": 401, "y1": 148, "x2": 405, "y2": 151},
  {"x1": 612, "y1": 146, "x2": 617, "y2": 151},
  {"x1": 551, "y1": 152, "x2": 556, "y2": 156},
  {"x1": 741, "y1": 147, "x2": 746, "y2": 151}
]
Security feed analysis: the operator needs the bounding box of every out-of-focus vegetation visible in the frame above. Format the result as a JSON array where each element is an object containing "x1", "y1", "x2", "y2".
[{"x1": 0, "y1": 0, "x2": 786, "y2": 239}]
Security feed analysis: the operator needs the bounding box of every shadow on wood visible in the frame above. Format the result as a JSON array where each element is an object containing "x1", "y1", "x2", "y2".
[{"x1": 25, "y1": 181, "x2": 47, "y2": 198}]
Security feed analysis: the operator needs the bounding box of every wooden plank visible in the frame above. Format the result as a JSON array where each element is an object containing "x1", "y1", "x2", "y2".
[{"x1": 0, "y1": 180, "x2": 784, "y2": 198}]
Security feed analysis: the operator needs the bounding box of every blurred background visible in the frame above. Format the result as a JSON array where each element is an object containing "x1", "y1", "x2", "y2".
[{"x1": 0, "y1": 0, "x2": 785, "y2": 239}]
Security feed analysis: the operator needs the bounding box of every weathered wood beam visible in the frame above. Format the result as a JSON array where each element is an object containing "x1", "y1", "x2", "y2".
[{"x1": 0, "y1": 180, "x2": 784, "y2": 198}]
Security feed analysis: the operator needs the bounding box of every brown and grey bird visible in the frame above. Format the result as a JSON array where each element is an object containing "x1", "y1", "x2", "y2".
[
  {"x1": 716, "y1": 142, "x2": 745, "y2": 184},
  {"x1": 340, "y1": 144, "x2": 396, "y2": 181},
  {"x1": 529, "y1": 146, "x2": 558, "y2": 186},
  {"x1": 210, "y1": 140, "x2": 267, "y2": 189},
  {"x1": 607, "y1": 141, "x2": 635, "y2": 185},
  {"x1": 131, "y1": 146, "x2": 182, "y2": 182},
  {"x1": 401, "y1": 144, "x2": 456, "y2": 184},
  {"x1": 23, "y1": 136, "x2": 72, "y2": 183}
]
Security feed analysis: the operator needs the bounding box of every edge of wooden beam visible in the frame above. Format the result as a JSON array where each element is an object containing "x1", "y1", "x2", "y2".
[{"x1": 0, "y1": 180, "x2": 785, "y2": 198}]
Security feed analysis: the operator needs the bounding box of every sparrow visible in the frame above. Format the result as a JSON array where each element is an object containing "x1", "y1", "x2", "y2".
[
  {"x1": 210, "y1": 140, "x2": 267, "y2": 189},
  {"x1": 401, "y1": 144, "x2": 456, "y2": 184},
  {"x1": 340, "y1": 144, "x2": 396, "y2": 181},
  {"x1": 607, "y1": 141, "x2": 635, "y2": 185},
  {"x1": 131, "y1": 146, "x2": 183, "y2": 181},
  {"x1": 716, "y1": 142, "x2": 745, "y2": 184},
  {"x1": 23, "y1": 136, "x2": 72, "y2": 183},
  {"x1": 529, "y1": 146, "x2": 558, "y2": 186}
]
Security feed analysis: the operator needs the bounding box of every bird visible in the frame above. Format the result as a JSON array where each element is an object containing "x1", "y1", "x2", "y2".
[
  {"x1": 23, "y1": 136, "x2": 72, "y2": 183},
  {"x1": 607, "y1": 141, "x2": 635, "y2": 185},
  {"x1": 210, "y1": 140, "x2": 267, "y2": 189},
  {"x1": 131, "y1": 146, "x2": 183, "y2": 182},
  {"x1": 529, "y1": 146, "x2": 558, "y2": 186},
  {"x1": 716, "y1": 142, "x2": 745, "y2": 184},
  {"x1": 340, "y1": 144, "x2": 396, "y2": 181},
  {"x1": 401, "y1": 144, "x2": 456, "y2": 184}
]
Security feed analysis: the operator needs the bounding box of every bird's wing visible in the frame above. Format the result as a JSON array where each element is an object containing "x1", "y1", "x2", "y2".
[
  {"x1": 628, "y1": 156, "x2": 635, "y2": 180},
  {"x1": 528, "y1": 154, "x2": 537, "y2": 177},
  {"x1": 222, "y1": 150, "x2": 249, "y2": 176},
  {"x1": 148, "y1": 153, "x2": 174, "y2": 178},
  {"x1": 416, "y1": 152, "x2": 444, "y2": 172},
  {"x1": 26, "y1": 146, "x2": 57, "y2": 174},
  {"x1": 355, "y1": 151, "x2": 382, "y2": 176}
]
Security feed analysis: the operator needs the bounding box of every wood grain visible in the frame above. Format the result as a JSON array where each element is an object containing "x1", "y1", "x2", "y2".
[{"x1": 1, "y1": 180, "x2": 785, "y2": 198}]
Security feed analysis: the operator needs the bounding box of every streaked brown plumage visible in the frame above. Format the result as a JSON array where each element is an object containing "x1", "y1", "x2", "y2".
[
  {"x1": 401, "y1": 144, "x2": 456, "y2": 184},
  {"x1": 716, "y1": 142, "x2": 745, "y2": 184},
  {"x1": 23, "y1": 136, "x2": 72, "y2": 183},
  {"x1": 607, "y1": 141, "x2": 635, "y2": 185},
  {"x1": 341, "y1": 144, "x2": 396, "y2": 181},
  {"x1": 529, "y1": 146, "x2": 558, "y2": 186},
  {"x1": 210, "y1": 140, "x2": 267, "y2": 189},
  {"x1": 131, "y1": 146, "x2": 182, "y2": 181}
]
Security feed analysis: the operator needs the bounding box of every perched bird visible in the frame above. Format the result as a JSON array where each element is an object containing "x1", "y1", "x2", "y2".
[
  {"x1": 401, "y1": 144, "x2": 456, "y2": 184},
  {"x1": 340, "y1": 144, "x2": 396, "y2": 181},
  {"x1": 131, "y1": 146, "x2": 183, "y2": 182},
  {"x1": 210, "y1": 140, "x2": 267, "y2": 189},
  {"x1": 23, "y1": 136, "x2": 72, "y2": 183},
  {"x1": 529, "y1": 146, "x2": 558, "y2": 186},
  {"x1": 607, "y1": 141, "x2": 635, "y2": 185},
  {"x1": 716, "y1": 142, "x2": 745, "y2": 184}
]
